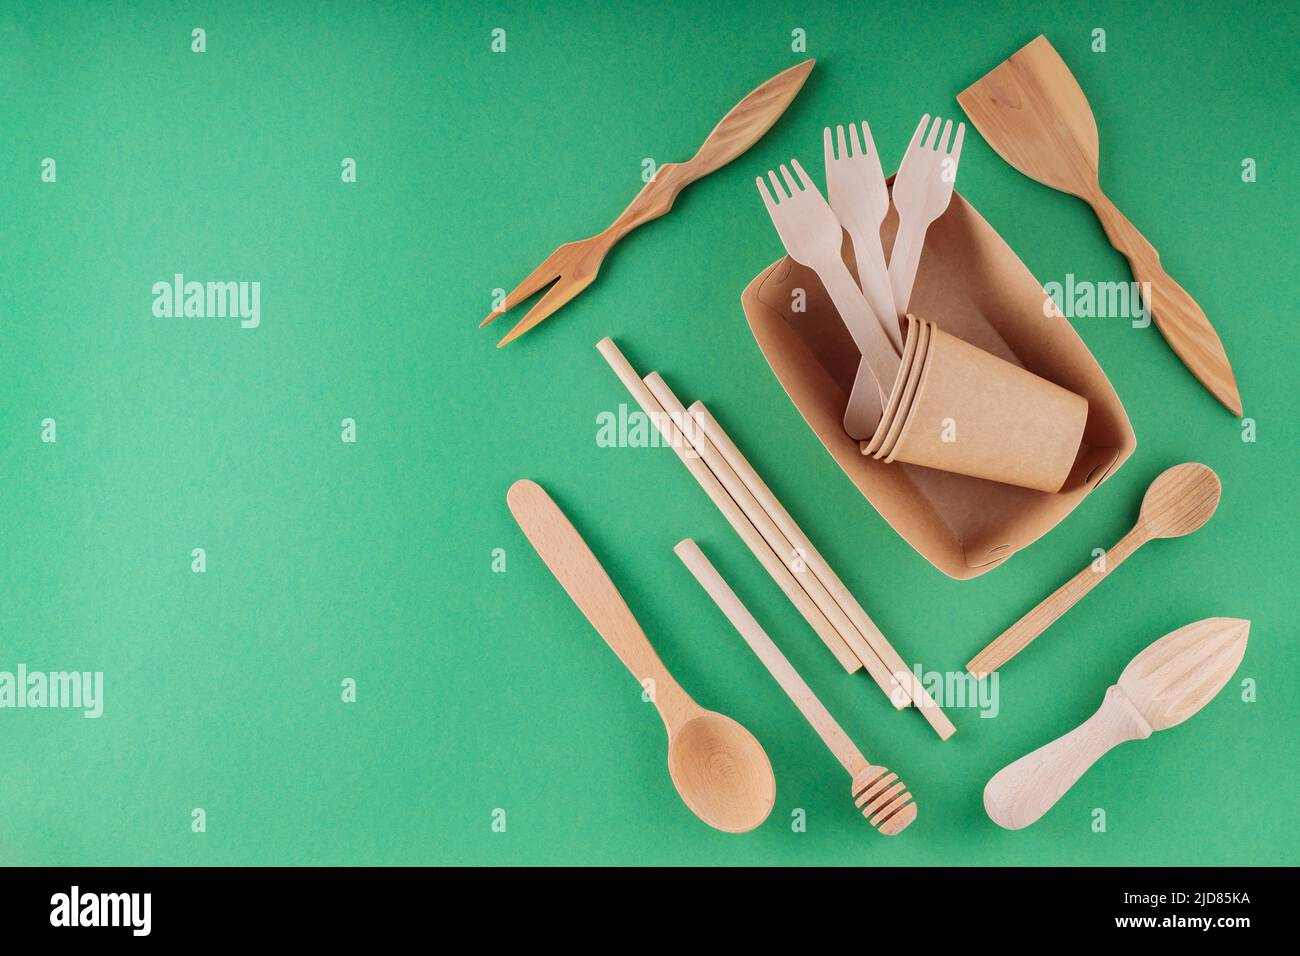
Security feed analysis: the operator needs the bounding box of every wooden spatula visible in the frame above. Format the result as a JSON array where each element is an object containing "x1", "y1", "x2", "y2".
[
  {"x1": 984, "y1": 617, "x2": 1249, "y2": 830},
  {"x1": 958, "y1": 35, "x2": 1242, "y2": 416}
]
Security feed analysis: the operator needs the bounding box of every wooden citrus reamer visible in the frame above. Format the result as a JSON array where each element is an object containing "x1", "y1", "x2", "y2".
[{"x1": 984, "y1": 617, "x2": 1250, "y2": 830}]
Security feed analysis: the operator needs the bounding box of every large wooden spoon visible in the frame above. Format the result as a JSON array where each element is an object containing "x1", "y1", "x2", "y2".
[
  {"x1": 507, "y1": 479, "x2": 775, "y2": 833},
  {"x1": 967, "y1": 463, "x2": 1221, "y2": 677}
]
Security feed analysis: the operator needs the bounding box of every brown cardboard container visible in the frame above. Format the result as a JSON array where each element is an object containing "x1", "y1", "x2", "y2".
[
  {"x1": 868, "y1": 316, "x2": 1089, "y2": 493},
  {"x1": 740, "y1": 188, "x2": 1136, "y2": 579}
]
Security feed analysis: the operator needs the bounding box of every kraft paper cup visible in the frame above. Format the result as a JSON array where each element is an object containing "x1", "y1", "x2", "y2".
[
  {"x1": 871, "y1": 316, "x2": 933, "y2": 461},
  {"x1": 883, "y1": 321, "x2": 1088, "y2": 493},
  {"x1": 862, "y1": 315, "x2": 925, "y2": 456}
]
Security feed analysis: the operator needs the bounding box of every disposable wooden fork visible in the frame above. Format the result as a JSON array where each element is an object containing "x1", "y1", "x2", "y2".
[
  {"x1": 824, "y1": 121, "x2": 903, "y2": 352},
  {"x1": 757, "y1": 160, "x2": 902, "y2": 439},
  {"x1": 888, "y1": 114, "x2": 965, "y2": 318}
]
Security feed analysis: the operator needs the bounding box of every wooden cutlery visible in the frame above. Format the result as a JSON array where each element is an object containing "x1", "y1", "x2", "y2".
[
  {"x1": 507, "y1": 479, "x2": 775, "y2": 833},
  {"x1": 887, "y1": 114, "x2": 965, "y2": 318},
  {"x1": 756, "y1": 159, "x2": 901, "y2": 438},
  {"x1": 958, "y1": 35, "x2": 1241, "y2": 415},
  {"x1": 482, "y1": 59, "x2": 814, "y2": 347},
  {"x1": 677, "y1": 539, "x2": 918, "y2": 835},
  {"x1": 824, "y1": 121, "x2": 902, "y2": 352},
  {"x1": 984, "y1": 617, "x2": 1249, "y2": 829},
  {"x1": 968, "y1": 463, "x2": 1222, "y2": 677}
]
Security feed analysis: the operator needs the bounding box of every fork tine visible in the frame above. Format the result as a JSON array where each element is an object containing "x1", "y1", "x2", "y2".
[
  {"x1": 757, "y1": 175, "x2": 778, "y2": 212},
  {"x1": 767, "y1": 170, "x2": 786, "y2": 200},
  {"x1": 779, "y1": 163, "x2": 799, "y2": 193},
  {"x1": 836, "y1": 124, "x2": 848, "y2": 160},
  {"x1": 480, "y1": 253, "x2": 562, "y2": 326},
  {"x1": 938, "y1": 118, "x2": 953, "y2": 153},
  {"x1": 908, "y1": 114, "x2": 931, "y2": 151},
  {"x1": 790, "y1": 159, "x2": 815, "y2": 191},
  {"x1": 848, "y1": 122, "x2": 862, "y2": 158},
  {"x1": 859, "y1": 120, "x2": 879, "y2": 158},
  {"x1": 924, "y1": 115, "x2": 942, "y2": 149},
  {"x1": 950, "y1": 121, "x2": 966, "y2": 162},
  {"x1": 823, "y1": 127, "x2": 834, "y2": 164},
  {"x1": 495, "y1": 275, "x2": 591, "y2": 347}
]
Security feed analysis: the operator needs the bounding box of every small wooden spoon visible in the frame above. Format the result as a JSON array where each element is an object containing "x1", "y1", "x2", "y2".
[
  {"x1": 967, "y1": 463, "x2": 1221, "y2": 677},
  {"x1": 507, "y1": 479, "x2": 775, "y2": 833}
]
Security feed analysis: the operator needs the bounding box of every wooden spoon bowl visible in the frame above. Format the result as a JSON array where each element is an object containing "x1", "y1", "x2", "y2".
[
  {"x1": 1137, "y1": 462, "x2": 1221, "y2": 540},
  {"x1": 668, "y1": 712, "x2": 776, "y2": 834},
  {"x1": 851, "y1": 765, "x2": 917, "y2": 835}
]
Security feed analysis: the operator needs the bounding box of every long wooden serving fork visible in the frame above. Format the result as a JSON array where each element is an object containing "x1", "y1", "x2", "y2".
[
  {"x1": 757, "y1": 160, "x2": 902, "y2": 439},
  {"x1": 482, "y1": 59, "x2": 814, "y2": 347},
  {"x1": 824, "y1": 121, "x2": 902, "y2": 352},
  {"x1": 888, "y1": 114, "x2": 965, "y2": 319}
]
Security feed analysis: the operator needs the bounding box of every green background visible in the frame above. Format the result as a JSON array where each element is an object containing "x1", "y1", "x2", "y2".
[{"x1": 3, "y1": 0, "x2": 1296, "y2": 866}]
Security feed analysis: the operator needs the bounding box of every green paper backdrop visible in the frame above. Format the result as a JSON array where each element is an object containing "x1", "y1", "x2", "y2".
[{"x1": 3, "y1": 0, "x2": 1297, "y2": 865}]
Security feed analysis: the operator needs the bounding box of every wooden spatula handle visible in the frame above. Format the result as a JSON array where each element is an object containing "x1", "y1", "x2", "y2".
[
  {"x1": 1088, "y1": 191, "x2": 1242, "y2": 415},
  {"x1": 984, "y1": 685, "x2": 1152, "y2": 830},
  {"x1": 967, "y1": 529, "x2": 1144, "y2": 677}
]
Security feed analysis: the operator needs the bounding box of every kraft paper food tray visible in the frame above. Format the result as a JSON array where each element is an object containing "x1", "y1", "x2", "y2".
[{"x1": 740, "y1": 187, "x2": 1136, "y2": 579}]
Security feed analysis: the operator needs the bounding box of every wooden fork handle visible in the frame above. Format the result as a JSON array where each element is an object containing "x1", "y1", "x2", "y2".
[
  {"x1": 984, "y1": 685, "x2": 1152, "y2": 830},
  {"x1": 967, "y1": 529, "x2": 1145, "y2": 677},
  {"x1": 506, "y1": 479, "x2": 696, "y2": 732},
  {"x1": 848, "y1": 222, "x2": 903, "y2": 352},
  {"x1": 887, "y1": 216, "x2": 927, "y2": 318},
  {"x1": 819, "y1": 265, "x2": 900, "y2": 388},
  {"x1": 1087, "y1": 190, "x2": 1242, "y2": 416},
  {"x1": 598, "y1": 119, "x2": 790, "y2": 248},
  {"x1": 601, "y1": 58, "x2": 815, "y2": 247},
  {"x1": 602, "y1": 162, "x2": 698, "y2": 245}
]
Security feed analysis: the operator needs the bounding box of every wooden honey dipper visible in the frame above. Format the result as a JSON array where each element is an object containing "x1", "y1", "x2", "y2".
[{"x1": 676, "y1": 539, "x2": 917, "y2": 835}]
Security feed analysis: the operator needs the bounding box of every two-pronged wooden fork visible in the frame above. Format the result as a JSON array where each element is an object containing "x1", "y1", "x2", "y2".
[{"x1": 481, "y1": 60, "x2": 814, "y2": 347}]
